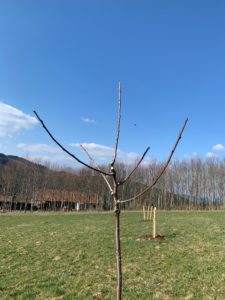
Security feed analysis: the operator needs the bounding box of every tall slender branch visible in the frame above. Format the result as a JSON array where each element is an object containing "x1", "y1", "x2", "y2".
[
  {"x1": 33, "y1": 110, "x2": 112, "y2": 176},
  {"x1": 111, "y1": 82, "x2": 122, "y2": 166},
  {"x1": 118, "y1": 146, "x2": 150, "y2": 185},
  {"x1": 79, "y1": 143, "x2": 113, "y2": 193},
  {"x1": 34, "y1": 83, "x2": 188, "y2": 300},
  {"x1": 119, "y1": 117, "x2": 188, "y2": 204}
]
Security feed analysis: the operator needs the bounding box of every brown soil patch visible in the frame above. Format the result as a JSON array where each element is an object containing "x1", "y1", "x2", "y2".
[{"x1": 136, "y1": 234, "x2": 165, "y2": 241}]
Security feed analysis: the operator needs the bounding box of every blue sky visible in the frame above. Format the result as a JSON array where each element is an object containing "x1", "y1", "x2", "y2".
[{"x1": 0, "y1": 0, "x2": 225, "y2": 167}]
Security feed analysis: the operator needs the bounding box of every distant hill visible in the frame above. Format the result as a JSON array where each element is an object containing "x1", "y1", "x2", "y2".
[
  {"x1": 0, "y1": 153, "x2": 46, "y2": 170},
  {"x1": 0, "y1": 153, "x2": 26, "y2": 165}
]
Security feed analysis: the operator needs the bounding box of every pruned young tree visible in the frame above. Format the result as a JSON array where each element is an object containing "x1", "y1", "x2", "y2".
[{"x1": 34, "y1": 83, "x2": 188, "y2": 300}]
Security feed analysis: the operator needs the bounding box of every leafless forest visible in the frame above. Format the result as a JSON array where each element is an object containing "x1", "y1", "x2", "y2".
[{"x1": 1, "y1": 154, "x2": 225, "y2": 211}]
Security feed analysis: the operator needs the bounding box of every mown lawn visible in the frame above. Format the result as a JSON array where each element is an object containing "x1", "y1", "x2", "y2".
[{"x1": 1, "y1": 211, "x2": 225, "y2": 299}]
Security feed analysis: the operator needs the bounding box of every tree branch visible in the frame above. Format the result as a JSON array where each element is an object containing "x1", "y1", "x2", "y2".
[
  {"x1": 119, "y1": 117, "x2": 188, "y2": 204},
  {"x1": 111, "y1": 82, "x2": 122, "y2": 166},
  {"x1": 33, "y1": 110, "x2": 112, "y2": 176},
  {"x1": 118, "y1": 146, "x2": 150, "y2": 185},
  {"x1": 79, "y1": 143, "x2": 113, "y2": 193}
]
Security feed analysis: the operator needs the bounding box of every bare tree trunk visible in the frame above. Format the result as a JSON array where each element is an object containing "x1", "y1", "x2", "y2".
[
  {"x1": 114, "y1": 200, "x2": 122, "y2": 300},
  {"x1": 111, "y1": 167, "x2": 122, "y2": 300}
]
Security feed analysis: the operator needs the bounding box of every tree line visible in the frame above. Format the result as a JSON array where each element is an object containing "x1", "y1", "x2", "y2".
[{"x1": 0, "y1": 155, "x2": 225, "y2": 211}]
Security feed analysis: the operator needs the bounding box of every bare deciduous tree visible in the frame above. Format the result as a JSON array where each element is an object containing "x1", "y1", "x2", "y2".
[{"x1": 34, "y1": 83, "x2": 188, "y2": 300}]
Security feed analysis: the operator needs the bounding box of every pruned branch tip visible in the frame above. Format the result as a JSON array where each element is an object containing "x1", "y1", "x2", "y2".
[
  {"x1": 119, "y1": 117, "x2": 188, "y2": 204},
  {"x1": 111, "y1": 81, "x2": 122, "y2": 166}
]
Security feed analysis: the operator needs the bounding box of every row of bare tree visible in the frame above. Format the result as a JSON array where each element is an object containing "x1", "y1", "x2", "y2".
[{"x1": 1, "y1": 156, "x2": 225, "y2": 210}]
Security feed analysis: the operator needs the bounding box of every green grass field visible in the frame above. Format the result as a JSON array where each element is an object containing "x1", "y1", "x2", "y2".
[{"x1": 1, "y1": 211, "x2": 225, "y2": 299}]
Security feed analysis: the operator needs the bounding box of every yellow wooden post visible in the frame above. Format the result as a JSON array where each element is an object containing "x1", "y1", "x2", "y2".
[
  {"x1": 143, "y1": 205, "x2": 146, "y2": 221},
  {"x1": 153, "y1": 207, "x2": 156, "y2": 238},
  {"x1": 149, "y1": 206, "x2": 153, "y2": 221}
]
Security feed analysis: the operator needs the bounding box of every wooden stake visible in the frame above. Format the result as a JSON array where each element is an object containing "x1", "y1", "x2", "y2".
[
  {"x1": 143, "y1": 205, "x2": 146, "y2": 221},
  {"x1": 153, "y1": 207, "x2": 156, "y2": 238},
  {"x1": 149, "y1": 206, "x2": 153, "y2": 221},
  {"x1": 147, "y1": 205, "x2": 150, "y2": 220}
]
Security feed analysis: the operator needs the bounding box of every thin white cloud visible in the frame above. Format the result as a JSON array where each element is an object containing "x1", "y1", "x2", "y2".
[
  {"x1": 206, "y1": 152, "x2": 217, "y2": 158},
  {"x1": 16, "y1": 143, "x2": 73, "y2": 166},
  {"x1": 70, "y1": 142, "x2": 141, "y2": 163},
  {"x1": 71, "y1": 142, "x2": 114, "y2": 161},
  {"x1": 192, "y1": 152, "x2": 198, "y2": 157},
  {"x1": 16, "y1": 143, "x2": 61, "y2": 154},
  {"x1": 81, "y1": 117, "x2": 95, "y2": 123},
  {"x1": 184, "y1": 152, "x2": 199, "y2": 160},
  {"x1": 212, "y1": 144, "x2": 225, "y2": 151},
  {"x1": 0, "y1": 101, "x2": 38, "y2": 137},
  {"x1": 16, "y1": 142, "x2": 148, "y2": 167}
]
